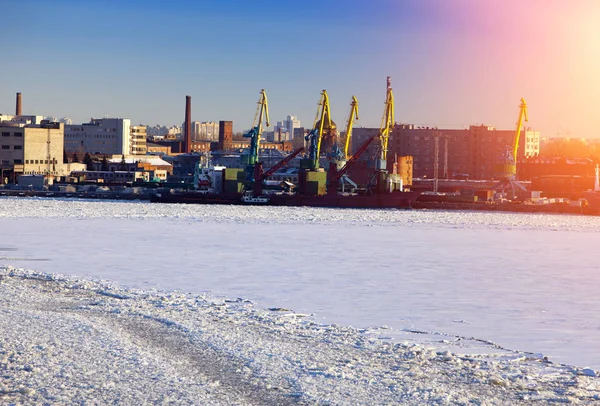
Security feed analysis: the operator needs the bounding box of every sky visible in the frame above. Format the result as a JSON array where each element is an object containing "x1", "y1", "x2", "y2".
[{"x1": 2, "y1": 0, "x2": 600, "y2": 138}]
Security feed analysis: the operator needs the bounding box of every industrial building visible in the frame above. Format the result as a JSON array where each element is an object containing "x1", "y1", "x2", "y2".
[
  {"x1": 0, "y1": 120, "x2": 85, "y2": 181},
  {"x1": 353, "y1": 123, "x2": 540, "y2": 181}
]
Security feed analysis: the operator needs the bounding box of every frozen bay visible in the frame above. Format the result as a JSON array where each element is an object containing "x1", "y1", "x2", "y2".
[{"x1": 2, "y1": 197, "x2": 600, "y2": 370}]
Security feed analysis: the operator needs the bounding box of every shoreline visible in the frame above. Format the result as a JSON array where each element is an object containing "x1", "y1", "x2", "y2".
[
  {"x1": 1, "y1": 267, "x2": 599, "y2": 404},
  {"x1": 2, "y1": 191, "x2": 599, "y2": 216}
]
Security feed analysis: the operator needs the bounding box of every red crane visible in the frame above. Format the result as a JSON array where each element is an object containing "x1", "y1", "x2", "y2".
[{"x1": 252, "y1": 146, "x2": 305, "y2": 196}]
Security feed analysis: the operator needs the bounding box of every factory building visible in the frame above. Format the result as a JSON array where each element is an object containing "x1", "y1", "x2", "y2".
[{"x1": 0, "y1": 120, "x2": 85, "y2": 180}]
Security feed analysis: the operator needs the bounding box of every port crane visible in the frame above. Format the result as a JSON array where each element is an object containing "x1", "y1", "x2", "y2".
[
  {"x1": 305, "y1": 90, "x2": 332, "y2": 170},
  {"x1": 511, "y1": 97, "x2": 528, "y2": 172},
  {"x1": 328, "y1": 95, "x2": 360, "y2": 163},
  {"x1": 492, "y1": 97, "x2": 529, "y2": 198},
  {"x1": 343, "y1": 96, "x2": 359, "y2": 159},
  {"x1": 376, "y1": 77, "x2": 394, "y2": 171},
  {"x1": 243, "y1": 89, "x2": 270, "y2": 182}
]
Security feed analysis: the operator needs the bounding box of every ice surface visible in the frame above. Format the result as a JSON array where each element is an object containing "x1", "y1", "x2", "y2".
[
  {"x1": 1, "y1": 267, "x2": 599, "y2": 405},
  {"x1": 1, "y1": 196, "x2": 600, "y2": 402}
]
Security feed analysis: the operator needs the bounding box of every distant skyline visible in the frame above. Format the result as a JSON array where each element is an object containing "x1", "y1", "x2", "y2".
[{"x1": 2, "y1": 0, "x2": 600, "y2": 137}]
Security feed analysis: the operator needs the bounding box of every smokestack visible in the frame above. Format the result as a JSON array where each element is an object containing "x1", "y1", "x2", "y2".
[
  {"x1": 185, "y1": 95, "x2": 192, "y2": 153},
  {"x1": 15, "y1": 92, "x2": 22, "y2": 116}
]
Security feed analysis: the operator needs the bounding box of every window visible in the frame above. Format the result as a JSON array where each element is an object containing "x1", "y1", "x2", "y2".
[
  {"x1": 14, "y1": 159, "x2": 22, "y2": 164},
  {"x1": 1, "y1": 145, "x2": 8, "y2": 150},
  {"x1": 14, "y1": 145, "x2": 22, "y2": 150},
  {"x1": 14, "y1": 133, "x2": 22, "y2": 137},
  {"x1": 35, "y1": 160, "x2": 39, "y2": 164},
  {"x1": 1, "y1": 132, "x2": 9, "y2": 137}
]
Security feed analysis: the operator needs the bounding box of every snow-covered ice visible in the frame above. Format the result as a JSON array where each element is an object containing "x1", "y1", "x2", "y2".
[
  {"x1": 1, "y1": 267, "x2": 599, "y2": 405},
  {"x1": 1, "y1": 197, "x2": 600, "y2": 403}
]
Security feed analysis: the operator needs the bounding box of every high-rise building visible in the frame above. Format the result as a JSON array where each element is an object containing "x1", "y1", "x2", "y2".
[{"x1": 273, "y1": 115, "x2": 300, "y2": 142}]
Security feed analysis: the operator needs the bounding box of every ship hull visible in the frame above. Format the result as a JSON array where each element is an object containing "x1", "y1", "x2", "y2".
[
  {"x1": 268, "y1": 191, "x2": 421, "y2": 209},
  {"x1": 150, "y1": 190, "x2": 421, "y2": 209},
  {"x1": 149, "y1": 191, "x2": 241, "y2": 205}
]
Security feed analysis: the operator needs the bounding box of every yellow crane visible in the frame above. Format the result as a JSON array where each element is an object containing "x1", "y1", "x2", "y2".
[
  {"x1": 512, "y1": 97, "x2": 528, "y2": 169},
  {"x1": 343, "y1": 96, "x2": 359, "y2": 158},
  {"x1": 243, "y1": 89, "x2": 270, "y2": 181},
  {"x1": 377, "y1": 76, "x2": 394, "y2": 171},
  {"x1": 492, "y1": 97, "x2": 529, "y2": 198},
  {"x1": 306, "y1": 90, "x2": 332, "y2": 169}
]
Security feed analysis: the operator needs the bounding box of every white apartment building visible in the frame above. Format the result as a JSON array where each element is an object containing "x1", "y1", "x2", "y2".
[
  {"x1": 65, "y1": 118, "x2": 131, "y2": 155},
  {"x1": 192, "y1": 121, "x2": 219, "y2": 142}
]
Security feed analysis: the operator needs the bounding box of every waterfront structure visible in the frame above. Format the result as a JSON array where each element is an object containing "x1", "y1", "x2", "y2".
[{"x1": 65, "y1": 118, "x2": 131, "y2": 156}]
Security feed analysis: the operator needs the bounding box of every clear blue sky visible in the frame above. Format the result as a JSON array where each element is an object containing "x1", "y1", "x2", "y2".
[{"x1": 2, "y1": 0, "x2": 600, "y2": 137}]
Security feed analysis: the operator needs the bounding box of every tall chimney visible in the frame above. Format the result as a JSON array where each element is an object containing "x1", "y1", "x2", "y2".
[
  {"x1": 185, "y1": 95, "x2": 192, "y2": 153},
  {"x1": 15, "y1": 92, "x2": 22, "y2": 116}
]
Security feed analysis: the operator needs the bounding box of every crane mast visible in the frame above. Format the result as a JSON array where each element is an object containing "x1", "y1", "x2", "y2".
[
  {"x1": 377, "y1": 77, "x2": 394, "y2": 171},
  {"x1": 512, "y1": 97, "x2": 528, "y2": 166},
  {"x1": 243, "y1": 89, "x2": 270, "y2": 181},
  {"x1": 343, "y1": 96, "x2": 359, "y2": 158},
  {"x1": 305, "y1": 90, "x2": 331, "y2": 170}
]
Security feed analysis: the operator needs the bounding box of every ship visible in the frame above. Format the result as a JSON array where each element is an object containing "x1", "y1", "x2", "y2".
[
  {"x1": 150, "y1": 187, "x2": 420, "y2": 209},
  {"x1": 266, "y1": 190, "x2": 420, "y2": 209},
  {"x1": 149, "y1": 189, "x2": 241, "y2": 205}
]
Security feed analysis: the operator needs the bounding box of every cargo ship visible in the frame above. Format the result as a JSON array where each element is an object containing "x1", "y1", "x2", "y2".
[
  {"x1": 267, "y1": 190, "x2": 420, "y2": 209},
  {"x1": 149, "y1": 189, "x2": 241, "y2": 205},
  {"x1": 150, "y1": 188, "x2": 420, "y2": 209}
]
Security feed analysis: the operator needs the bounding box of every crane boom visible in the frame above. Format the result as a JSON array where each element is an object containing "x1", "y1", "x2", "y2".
[
  {"x1": 329, "y1": 133, "x2": 377, "y2": 188},
  {"x1": 252, "y1": 146, "x2": 305, "y2": 196},
  {"x1": 262, "y1": 147, "x2": 305, "y2": 179},
  {"x1": 512, "y1": 97, "x2": 528, "y2": 163},
  {"x1": 343, "y1": 96, "x2": 359, "y2": 158},
  {"x1": 377, "y1": 77, "x2": 394, "y2": 170}
]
